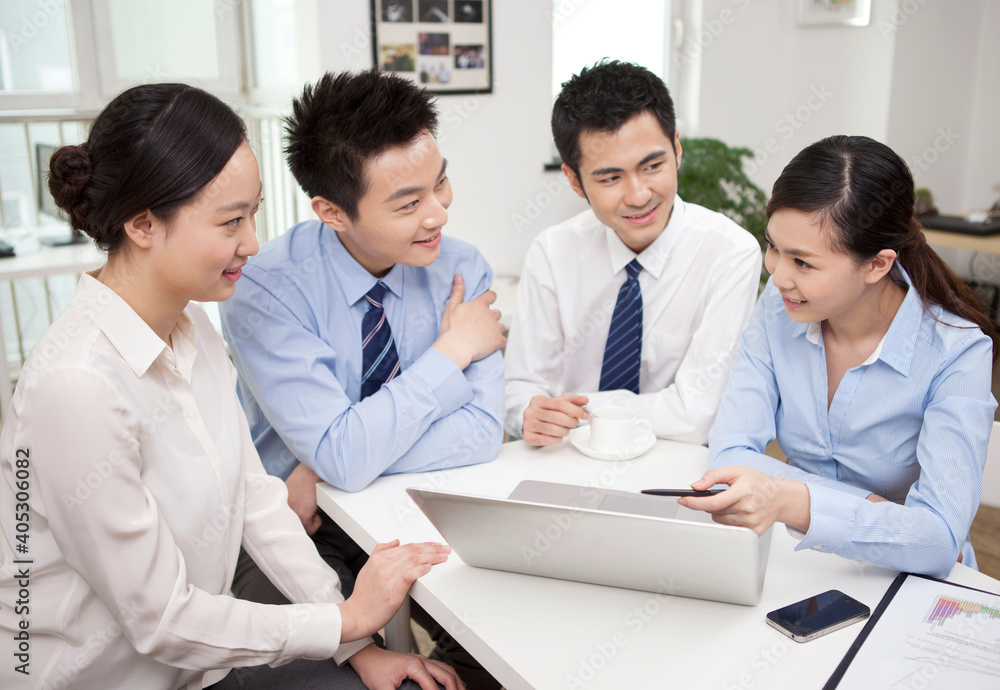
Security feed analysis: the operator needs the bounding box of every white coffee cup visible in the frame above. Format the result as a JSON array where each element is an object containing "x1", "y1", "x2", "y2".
[{"x1": 589, "y1": 407, "x2": 652, "y2": 453}]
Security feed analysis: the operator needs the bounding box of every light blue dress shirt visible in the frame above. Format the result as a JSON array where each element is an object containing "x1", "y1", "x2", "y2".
[
  {"x1": 709, "y1": 272, "x2": 996, "y2": 577},
  {"x1": 219, "y1": 220, "x2": 504, "y2": 492}
]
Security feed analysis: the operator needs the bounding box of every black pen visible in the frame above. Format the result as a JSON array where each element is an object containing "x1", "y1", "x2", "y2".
[{"x1": 640, "y1": 488, "x2": 725, "y2": 497}]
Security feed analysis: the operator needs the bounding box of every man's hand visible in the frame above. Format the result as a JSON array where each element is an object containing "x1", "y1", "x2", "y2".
[
  {"x1": 337, "y1": 540, "x2": 450, "y2": 643},
  {"x1": 349, "y1": 645, "x2": 465, "y2": 690},
  {"x1": 679, "y1": 465, "x2": 811, "y2": 535},
  {"x1": 285, "y1": 462, "x2": 323, "y2": 535},
  {"x1": 522, "y1": 393, "x2": 589, "y2": 446},
  {"x1": 433, "y1": 274, "x2": 506, "y2": 370}
]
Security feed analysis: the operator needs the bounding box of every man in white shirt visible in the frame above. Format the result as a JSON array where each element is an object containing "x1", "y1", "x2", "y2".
[{"x1": 505, "y1": 60, "x2": 762, "y2": 447}]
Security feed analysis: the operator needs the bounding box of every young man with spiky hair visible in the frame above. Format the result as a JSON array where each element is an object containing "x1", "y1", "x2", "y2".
[
  {"x1": 220, "y1": 68, "x2": 505, "y2": 689},
  {"x1": 505, "y1": 60, "x2": 762, "y2": 448}
]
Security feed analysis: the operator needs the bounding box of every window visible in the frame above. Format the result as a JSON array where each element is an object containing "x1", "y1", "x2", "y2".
[
  {"x1": 91, "y1": 0, "x2": 241, "y2": 99},
  {"x1": 551, "y1": 0, "x2": 671, "y2": 101},
  {"x1": 0, "y1": 0, "x2": 75, "y2": 94},
  {"x1": 248, "y1": 0, "x2": 299, "y2": 92},
  {"x1": 0, "y1": 0, "x2": 97, "y2": 110},
  {"x1": 0, "y1": 0, "x2": 242, "y2": 112}
]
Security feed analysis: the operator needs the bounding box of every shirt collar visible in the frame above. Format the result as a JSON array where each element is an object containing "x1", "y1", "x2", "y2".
[
  {"x1": 804, "y1": 320, "x2": 887, "y2": 365},
  {"x1": 324, "y1": 229, "x2": 404, "y2": 307},
  {"x1": 73, "y1": 272, "x2": 199, "y2": 378},
  {"x1": 875, "y1": 266, "x2": 922, "y2": 375},
  {"x1": 802, "y1": 266, "x2": 921, "y2": 376},
  {"x1": 603, "y1": 196, "x2": 686, "y2": 280},
  {"x1": 804, "y1": 321, "x2": 821, "y2": 344}
]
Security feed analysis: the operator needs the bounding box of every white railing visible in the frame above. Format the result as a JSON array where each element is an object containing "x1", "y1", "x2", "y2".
[
  {"x1": 0, "y1": 108, "x2": 306, "y2": 398},
  {"x1": 240, "y1": 106, "x2": 313, "y2": 244}
]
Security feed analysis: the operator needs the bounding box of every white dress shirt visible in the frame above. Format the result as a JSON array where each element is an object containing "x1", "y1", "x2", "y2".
[
  {"x1": 505, "y1": 197, "x2": 762, "y2": 444},
  {"x1": 0, "y1": 273, "x2": 368, "y2": 690}
]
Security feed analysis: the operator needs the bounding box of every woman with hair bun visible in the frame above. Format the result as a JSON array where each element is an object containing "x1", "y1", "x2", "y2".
[
  {"x1": 682, "y1": 135, "x2": 997, "y2": 577},
  {"x1": 0, "y1": 84, "x2": 462, "y2": 690}
]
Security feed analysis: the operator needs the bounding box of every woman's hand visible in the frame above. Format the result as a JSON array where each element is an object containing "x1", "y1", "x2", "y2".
[
  {"x1": 337, "y1": 540, "x2": 450, "y2": 643},
  {"x1": 678, "y1": 465, "x2": 811, "y2": 535}
]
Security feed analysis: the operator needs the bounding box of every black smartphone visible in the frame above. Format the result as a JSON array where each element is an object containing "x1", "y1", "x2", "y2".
[
  {"x1": 766, "y1": 590, "x2": 870, "y2": 643},
  {"x1": 640, "y1": 488, "x2": 725, "y2": 497}
]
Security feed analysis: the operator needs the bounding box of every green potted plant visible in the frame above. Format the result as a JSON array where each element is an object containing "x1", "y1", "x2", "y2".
[
  {"x1": 914, "y1": 187, "x2": 938, "y2": 217},
  {"x1": 678, "y1": 138, "x2": 767, "y2": 264}
]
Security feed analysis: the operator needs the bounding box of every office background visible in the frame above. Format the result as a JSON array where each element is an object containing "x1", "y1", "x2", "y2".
[{"x1": 1, "y1": 0, "x2": 998, "y2": 575}]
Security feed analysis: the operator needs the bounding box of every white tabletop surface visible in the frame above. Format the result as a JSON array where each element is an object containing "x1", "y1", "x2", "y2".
[
  {"x1": 316, "y1": 439, "x2": 999, "y2": 690},
  {"x1": 0, "y1": 240, "x2": 105, "y2": 419},
  {"x1": 0, "y1": 240, "x2": 103, "y2": 281}
]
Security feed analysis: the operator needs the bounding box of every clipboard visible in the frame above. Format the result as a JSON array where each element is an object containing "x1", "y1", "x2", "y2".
[{"x1": 824, "y1": 572, "x2": 1000, "y2": 689}]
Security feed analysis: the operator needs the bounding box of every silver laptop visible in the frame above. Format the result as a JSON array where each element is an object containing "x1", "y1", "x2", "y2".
[{"x1": 406, "y1": 480, "x2": 771, "y2": 606}]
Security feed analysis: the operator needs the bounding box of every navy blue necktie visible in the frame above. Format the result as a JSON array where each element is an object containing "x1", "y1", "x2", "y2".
[
  {"x1": 360, "y1": 282, "x2": 401, "y2": 400},
  {"x1": 599, "y1": 259, "x2": 643, "y2": 394}
]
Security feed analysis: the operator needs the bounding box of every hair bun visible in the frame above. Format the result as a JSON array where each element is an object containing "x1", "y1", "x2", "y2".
[{"x1": 47, "y1": 144, "x2": 93, "y2": 229}]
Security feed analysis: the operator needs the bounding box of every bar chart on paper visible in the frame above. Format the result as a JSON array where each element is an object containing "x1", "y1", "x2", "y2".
[
  {"x1": 831, "y1": 576, "x2": 1000, "y2": 689},
  {"x1": 925, "y1": 595, "x2": 1000, "y2": 627},
  {"x1": 895, "y1": 589, "x2": 1000, "y2": 685}
]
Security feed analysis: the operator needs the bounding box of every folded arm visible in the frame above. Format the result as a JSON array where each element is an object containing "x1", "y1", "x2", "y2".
[{"x1": 223, "y1": 267, "x2": 503, "y2": 493}]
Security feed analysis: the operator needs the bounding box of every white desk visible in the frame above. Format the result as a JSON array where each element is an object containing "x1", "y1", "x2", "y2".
[
  {"x1": 316, "y1": 440, "x2": 999, "y2": 690},
  {"x1": 0, "y1": 242, "x2": 104, "y2": 418}
]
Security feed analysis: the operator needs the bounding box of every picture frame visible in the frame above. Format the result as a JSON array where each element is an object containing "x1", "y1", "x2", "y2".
[
  {"x1": 797, "y1": 0, "x2": 871, "y2": 27},
  {"x1": 371, "y1": 0, "x2": 493, "y2": 94}
]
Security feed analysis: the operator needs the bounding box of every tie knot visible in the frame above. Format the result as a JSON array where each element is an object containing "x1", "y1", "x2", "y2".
[
  {"x1": 365, "y1": 281, "x2": 388, "y2": 307},
  {"x1": 625, "y1": 259, "x2": 642, "y2": 281}
]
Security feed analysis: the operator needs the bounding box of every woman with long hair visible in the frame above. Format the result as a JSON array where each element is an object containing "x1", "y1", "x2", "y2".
[{"x1": 683, "y1": 135, "x2": 997, "y2": 577}]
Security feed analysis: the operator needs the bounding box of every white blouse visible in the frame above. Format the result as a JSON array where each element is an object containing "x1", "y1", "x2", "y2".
[{"x1": 0, "y1": 273, "x2": 368, "y2": 690}]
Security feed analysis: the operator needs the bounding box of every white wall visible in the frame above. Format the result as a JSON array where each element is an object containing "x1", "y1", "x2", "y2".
[
  {"x1": 315, "y1": 0, "x2": 586, "y2": 278},
  {"x1": 696, "y1": 0, "x2": 899, "y2": 198},
  {"x1": 697, "y1": 0, "x2": 999, "y2": 215},
  {"x1": 962, "y1": 0, "x2": 1000, "y2": 212},
  {"x1": 885, "y1": 0, "x2": 988, "y2": 213}
]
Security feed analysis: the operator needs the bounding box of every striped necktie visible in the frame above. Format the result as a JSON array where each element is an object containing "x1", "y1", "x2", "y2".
[
  {"x1": 360, "y1": 281, "x2": 401, "y2": 400},
  {"x1": 598, "y1": 258, "x2": 643, "y2": 394}
]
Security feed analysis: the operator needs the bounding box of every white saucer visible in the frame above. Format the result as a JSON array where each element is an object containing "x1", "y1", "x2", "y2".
[{"x1": 569, "y1": 425, "x2": 656, "y2": 461}]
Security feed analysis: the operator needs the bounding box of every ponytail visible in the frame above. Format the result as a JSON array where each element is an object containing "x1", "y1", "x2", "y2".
[
  {"x1": 768, "y1": 135, "x2": 998, "y2": 365},
  {"x1": 898, "y1": 219, "x2": 999, "y2": 363}
]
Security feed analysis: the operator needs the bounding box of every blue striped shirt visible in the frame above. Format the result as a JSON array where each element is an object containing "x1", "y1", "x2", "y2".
[{"x1": 709, "y1": 273, "x2": 996, "y2": 577}]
